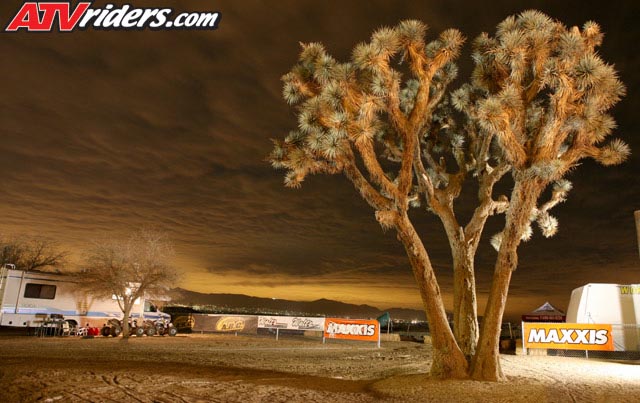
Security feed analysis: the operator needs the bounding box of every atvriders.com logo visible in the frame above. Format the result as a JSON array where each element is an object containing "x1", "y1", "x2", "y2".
[{"x1": 4, "y1": 2, "x2": 221, "y2": 32}]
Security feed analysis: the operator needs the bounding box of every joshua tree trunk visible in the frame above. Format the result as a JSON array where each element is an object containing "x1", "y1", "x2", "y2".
[
  {"x1": 396, "y1": 213, "x2": 468, "y2": 378},
  {"x1": 432, "y1": 209, "x2": 481, "y2": 364},
  {"x1": 471, "y1": 246, "x2": 513, "y2": 380},
  {"x1": 440, "y1": 167, "x2": 508, "y2": 363},
  {"x1": 452, "y1": 243, "x2": 478, "y2": 362},
  {"x1": 472, "y1": 180, "x2": 543, "y2": 381}
]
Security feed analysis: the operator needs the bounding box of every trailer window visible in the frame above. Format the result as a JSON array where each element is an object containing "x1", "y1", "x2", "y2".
[
  {"x1": 144, "y1": 301, "x2": 157, "y2": 312},
  {"x1": 24, "y1": 283, "x2": 57, "y2": 299}
]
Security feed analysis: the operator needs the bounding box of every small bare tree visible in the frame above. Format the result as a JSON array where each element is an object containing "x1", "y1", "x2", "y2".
[
  {"x1": 79, "y1": 230, "x2": 178, "y2": 338},
  {"x1": 0, "y1": 235, "x2": 67, "y2": 271}
]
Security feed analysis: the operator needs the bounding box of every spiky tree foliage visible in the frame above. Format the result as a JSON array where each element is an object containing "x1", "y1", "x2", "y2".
[{"x1": 454, "y1": 10, "x2": 629, "y2": 380}]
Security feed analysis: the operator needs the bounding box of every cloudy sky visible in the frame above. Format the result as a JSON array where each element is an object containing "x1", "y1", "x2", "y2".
[{"x1": 0, "y1": 0, "x2": 638, "y2": 320}]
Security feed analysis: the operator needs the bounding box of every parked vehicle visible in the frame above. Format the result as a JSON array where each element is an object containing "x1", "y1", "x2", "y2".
[
  {"x1": 567, "y1": 283, "x2": 640, "y2": 324},
  {"x1": 101, "y1": 318, "x2": 122, "y2": 337},
  {"x1": 0, "y1": 265, "x2": 171, "y2": 330},
  {"x1": 135, "y1": 318, "x2": 177, "y2": 336},
  {"x1": 567, "y1": 283, "x2": 640, "y2": 351},
  {"x1": 172, "y1": 314, "x2": 195, "y2": 332}
]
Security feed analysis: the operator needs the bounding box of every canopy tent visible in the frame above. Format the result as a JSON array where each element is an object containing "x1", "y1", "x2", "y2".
[{"x1": 521, "y1": 301, "x2": 566, "y2": 322}]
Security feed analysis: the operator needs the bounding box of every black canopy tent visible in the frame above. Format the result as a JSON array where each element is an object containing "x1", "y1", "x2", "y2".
[{"x1": 522, "y1": 301, "x2": 566, "y2": 322}]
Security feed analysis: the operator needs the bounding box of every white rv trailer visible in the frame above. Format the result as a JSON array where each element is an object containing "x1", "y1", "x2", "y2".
[
  {"x1": 566, "y1": 283, "x2": 640, "y2": 351},
  {"x1": 0, "y1": 265, "x2": 170, "y2": 328}
]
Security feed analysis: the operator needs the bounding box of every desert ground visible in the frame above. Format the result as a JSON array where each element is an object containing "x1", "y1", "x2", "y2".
[{"x1": 0, "y1": 333, "x2": 639, "y2": 402}]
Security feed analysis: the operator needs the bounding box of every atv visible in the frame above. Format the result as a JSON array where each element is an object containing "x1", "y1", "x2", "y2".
[
  {"x1": 143, "y1": 318, "x2": 177, "y2": 337},
  {"x1": 100, "y1": 318, "x2": 122, "y2": 337}
]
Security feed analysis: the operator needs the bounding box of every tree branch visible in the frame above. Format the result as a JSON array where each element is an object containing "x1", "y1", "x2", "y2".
[
  {"x1": 534, "y1": 76, "x2": 572, "y2": 161},
  {"x1": 379, "y1": 65, "x2": 408, "y2": 133},
  {"x1": 342, "y1": 148, "x2": 394, "y2": 211},
  {"x1": 353, "y1": 137, "x2": 399, "y2": 200},
  {"x1": 538, "y1": 187, "x2": 567, "y2": 213},
  {"x1": 464, "y1": 163, "x2": 510, "y2": 242},
  {"x1": 497, "y1": 121, "x2": 527, "y2": 169}
]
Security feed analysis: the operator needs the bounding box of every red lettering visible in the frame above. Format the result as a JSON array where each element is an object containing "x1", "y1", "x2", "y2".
[
  {"x1": 61, "y1": 2, "x2": 91, "y2": 31},
  {"x1": 42, "y1": 2, "x2": 90, "y2": 32},
  {"x1": 5, "y1": 2, "x2": 90, "y2": 32},
  {"x1": 6, "y1": 3, "x2": 44, "y2": 31},
  {"x1": 33, "y1": 3, "x2": 58, "y2": 31}
]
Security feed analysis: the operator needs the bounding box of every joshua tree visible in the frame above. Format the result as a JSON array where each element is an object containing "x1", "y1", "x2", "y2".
[
  {"x1": 269, "y1": 11, "x2": 628, "y2": 381},
  {"x1": 78, "y1": 229, "x2": 178, "y2": 338},
  {"x1": 456, "y1": 11, "x2": 628, "y2": 380},
  {"x1": 271, "y1": 20, "x2": 471, "y2": 378}
]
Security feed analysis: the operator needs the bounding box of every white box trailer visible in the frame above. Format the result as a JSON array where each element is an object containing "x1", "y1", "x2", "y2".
[
  {"x1": 0, "y1": 265, "x2": 170, "y2": 329},
  {"x1": 566, "y1": 283, "x2": 640, "y2": 351}
]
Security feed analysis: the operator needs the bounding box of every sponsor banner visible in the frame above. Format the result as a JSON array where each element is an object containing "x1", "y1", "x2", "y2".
[
  {"x1": 523, "y1": 323, "x2": 614, "y2": 351},
  {"x1": 324, "y1": 318, "x2": 379, "y2": 342},
  {"x1": 192, "y1": 314, "x2": 258, "y2": 334},
  {"x1": 258, "y1": 316, "x2": 325, "y2": 331}
]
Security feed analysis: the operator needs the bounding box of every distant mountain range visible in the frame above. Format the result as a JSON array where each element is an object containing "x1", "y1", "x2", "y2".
[{"x1": 168, "y1": 288, "x2": 427, "y2": 321}]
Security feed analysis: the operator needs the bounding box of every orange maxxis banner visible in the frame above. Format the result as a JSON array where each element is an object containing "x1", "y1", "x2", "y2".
[
  {"x1": 523, "y1": 323, "x2": 614, "y2": 351},
  {"x1": 324, "y1": 318, "x2": 379, "y2": 342}
]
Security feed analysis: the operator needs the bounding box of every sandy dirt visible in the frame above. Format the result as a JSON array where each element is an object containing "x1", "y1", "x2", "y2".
[{"x1": 0, "y1": 333, "x2": 639, "y2": 402}]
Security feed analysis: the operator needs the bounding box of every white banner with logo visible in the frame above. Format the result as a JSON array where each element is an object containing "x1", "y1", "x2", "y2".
[{"x1": 258, "y1": 315, "x2": 325, "y2": 331}]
